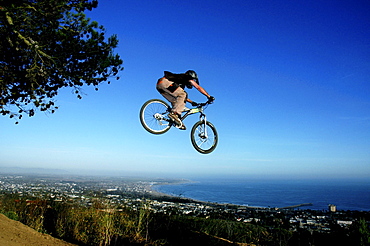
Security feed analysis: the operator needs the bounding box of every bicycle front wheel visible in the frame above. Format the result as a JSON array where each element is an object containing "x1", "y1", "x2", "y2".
[
  {"x1": 140, "y1": 99, "x2": 172, "y2": 134},
  {"x1": 191, "y1": 121, "x2": 218, "y2": 154}
]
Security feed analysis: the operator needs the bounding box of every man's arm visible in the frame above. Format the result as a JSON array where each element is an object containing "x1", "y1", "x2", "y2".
[{"x1": 189, "y1": 80, "x2": 211, "y2": 98}]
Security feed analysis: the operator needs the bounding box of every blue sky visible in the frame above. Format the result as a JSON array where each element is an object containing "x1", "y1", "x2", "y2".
[{"x1": 1, "y1": 0, "x2": 369, "y2": 179}]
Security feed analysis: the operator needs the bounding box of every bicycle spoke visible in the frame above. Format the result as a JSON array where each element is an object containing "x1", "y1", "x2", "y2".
[
  {"x1": 191, "y1": 121, "x2": 218, "y2": 154},
  {"x1": 140, "y1": 99, "x2": 171, "y2": 134}
]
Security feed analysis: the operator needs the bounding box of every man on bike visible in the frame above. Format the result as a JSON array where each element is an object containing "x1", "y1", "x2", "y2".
[{"x1": 156, "y1": 70, "x2": 214, "y2": 130}]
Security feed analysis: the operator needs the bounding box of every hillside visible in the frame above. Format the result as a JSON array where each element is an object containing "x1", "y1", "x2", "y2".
[{"x1": 0, "y1": 214, "x2": 76, "y2": 246}]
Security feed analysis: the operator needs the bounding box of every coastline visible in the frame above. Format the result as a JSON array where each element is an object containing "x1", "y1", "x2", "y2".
[
  {"x1": 146, "y1": 181, "x2": 255, "y2": 208},
  {"x1": 146, "y1": 180, "x2": 213, "y2": 205},
  {"x1": 144, "y1": 178, "x2": 370, "y2": 211},
  {"x1": 147, "y1": 185, "x2": 177, "y2": 199},
  {"x1": 147, "y1": 185, "x2": 314, "y2": 210}
]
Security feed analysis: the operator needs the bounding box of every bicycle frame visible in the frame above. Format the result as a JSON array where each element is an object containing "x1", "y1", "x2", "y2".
[
  {"x1": 181, "y1": 106, "x2": 205, "y2": 122},
  {"x1": 180, "y1": 106, "x2": 208, "y2": 136},
  {"x1": 152, "y1": 101, "x2": 211, "y2": 131}
]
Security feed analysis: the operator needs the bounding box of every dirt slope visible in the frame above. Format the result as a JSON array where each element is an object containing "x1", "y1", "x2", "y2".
[{"x1": 0, "y1": 214, "x2": 76, "y2": 246}]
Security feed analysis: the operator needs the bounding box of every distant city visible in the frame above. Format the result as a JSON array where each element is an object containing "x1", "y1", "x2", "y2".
[{"x1": 1, "y1": 173, "x2": 368, "y2": 235}]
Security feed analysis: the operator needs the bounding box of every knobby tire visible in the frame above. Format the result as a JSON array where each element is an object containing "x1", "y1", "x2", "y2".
[
  {"x1": 140, "y1": 99, "x2": 171, "y2": 134},
  {"x1": 191, "y1": 120, "x2": 218, "y2": 154}
]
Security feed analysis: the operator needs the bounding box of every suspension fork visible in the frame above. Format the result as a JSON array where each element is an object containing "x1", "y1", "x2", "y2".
[
  {"x1": 180, "y1": 108, "x2": 208, "y2": 137},
  {"x1": 199, "y1": 112, "x2": 208, "y2": 138}
]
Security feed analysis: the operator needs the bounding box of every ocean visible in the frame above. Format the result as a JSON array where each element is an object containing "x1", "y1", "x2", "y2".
[{"x1": 153, "y1": 177, "x2": 370, "y2": 211}]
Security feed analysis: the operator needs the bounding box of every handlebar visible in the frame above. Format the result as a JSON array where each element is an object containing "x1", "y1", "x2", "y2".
[
  {"x1": 195, "y1": 96, "x2": 215, "y2": 107},
  {"x1": 196, "y1": 99, "x2": 214, "y2": 107}
]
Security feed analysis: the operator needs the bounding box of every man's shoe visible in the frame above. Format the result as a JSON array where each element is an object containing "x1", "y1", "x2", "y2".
[
  {"x1": 179, "y1": 124, "x2": 186, "y2": 130},
  {"x1": 168, "y1": 112, "x2": 182, "y2": 126}
]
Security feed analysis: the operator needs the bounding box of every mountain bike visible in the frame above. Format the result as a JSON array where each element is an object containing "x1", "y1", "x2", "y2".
[{"x1": 139, "y1": 99, "x2": 218, "y2": 154}]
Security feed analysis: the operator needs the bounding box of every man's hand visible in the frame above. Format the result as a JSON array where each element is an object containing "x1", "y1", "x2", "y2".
[
  {"x1": 191, "y1": 101, "x2": 198, "y2": 106},
  {"x1": 208, "y1": 96, "x2": 215, "y2": 103}
]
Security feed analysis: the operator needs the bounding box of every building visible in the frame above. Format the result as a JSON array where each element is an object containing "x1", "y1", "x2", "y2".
[{"x1": 328, "y1": 204, "x2": 336, "y2": 212}]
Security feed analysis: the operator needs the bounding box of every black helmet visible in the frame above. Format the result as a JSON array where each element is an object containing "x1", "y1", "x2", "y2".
[{"x1": 185, "y1": 70, "x2": 199, "y2": 84}]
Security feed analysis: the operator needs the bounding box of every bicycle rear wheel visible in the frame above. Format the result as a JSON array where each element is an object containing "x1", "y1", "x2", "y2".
[
  {"x1": 191, "y1": 121, "x2": 218, "y2": 154},
  {"x1": 140, "y1": 99, "x2": 172, "y2": 134}
]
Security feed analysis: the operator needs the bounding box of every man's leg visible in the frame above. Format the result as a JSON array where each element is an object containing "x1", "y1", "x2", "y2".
[
  {"x1": 171, "y1": 88, "x2": 186, "y2": 115},
  {"x1": 156, "y1": 78, "x2": 186, "y2": 129}
]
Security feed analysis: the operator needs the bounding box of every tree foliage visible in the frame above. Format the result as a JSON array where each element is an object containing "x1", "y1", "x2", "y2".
[{"x1": 0, "y1": 0, "x2": 123, "y2": 122}]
